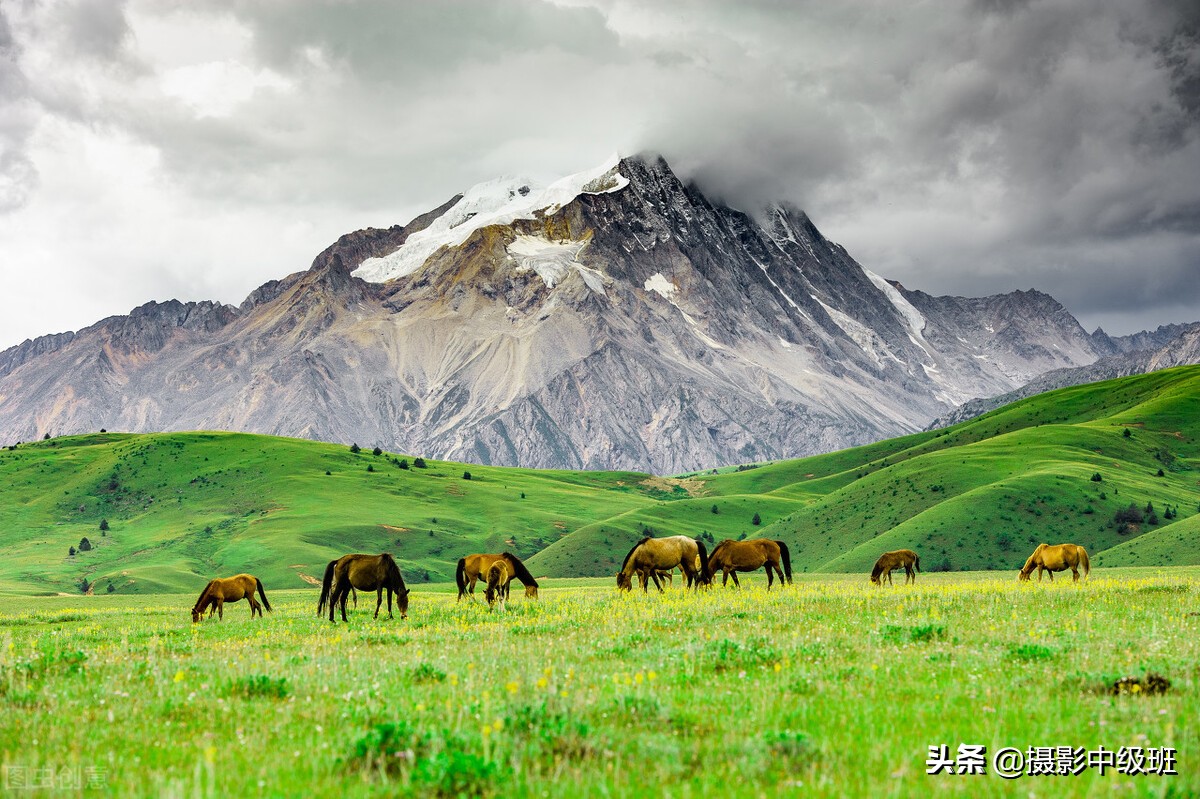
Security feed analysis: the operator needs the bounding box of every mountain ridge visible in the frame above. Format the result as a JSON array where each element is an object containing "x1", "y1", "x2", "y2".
[{"x1": 0, "y1": 154, "x2": 1189, "y2": 471}]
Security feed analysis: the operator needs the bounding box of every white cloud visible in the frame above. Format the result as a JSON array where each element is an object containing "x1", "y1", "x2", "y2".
[{"x1": 0, "y1": 0, "x2": 1197, "y2": 350}]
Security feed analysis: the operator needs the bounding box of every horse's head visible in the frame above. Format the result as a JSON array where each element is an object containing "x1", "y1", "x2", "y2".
[
  {"x1": 525, "y1": 584, "x2": 538, "y2": 599},
  {"x1": 616, "y1": 571, "x2": 632, "y2": 591},
  {"x1": 396, "y1": 587, "x2": 411, "y2": 619},
  {"x1": 1017, "y1": 569, "x2": 1031, "y2": 582},
  {"x1": 191, "y1": 607, "x2": 202, "y2": 623},
  {"x1": 869, "y1": 574, "x2": 881, "y2": 586}
]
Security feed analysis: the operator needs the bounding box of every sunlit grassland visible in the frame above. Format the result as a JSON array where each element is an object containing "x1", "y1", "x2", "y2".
[{"x1": 1, "y1": 569, "x2": 1196, "y2": 798}]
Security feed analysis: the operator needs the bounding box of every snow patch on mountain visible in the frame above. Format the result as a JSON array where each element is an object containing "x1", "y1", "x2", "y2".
[
  {"x1": 507, "y1": 235, "x2": 606, "y2": 293},
  {"x1": 643, "y1": 273, "x2": 677, "y2": 299},
  {"x1": 353, "y1": 155, "x2": 627, "y2": 283},
  {"x1": 863, "y1": 268, "x2": 929, "y2": 351},
  {"x1": 814, "y1": 296, "x2": 903, "y2": 367}
]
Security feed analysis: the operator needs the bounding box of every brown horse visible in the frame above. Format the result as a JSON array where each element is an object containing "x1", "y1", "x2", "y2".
[
  {"x1": 1019, "y1": 543, "x2": 1090, "y2": 583},
  {"x1": 191, "y1": 574, "x2": 271, "y2": 622},
  {"x1": 870, "y1": 550, "x2": 920, "y2": 586},
  {"x1": 707, "y1": 539, "x2": 793, "y2": 589},
  {"x1": 485, "y1": 560, "x2": 510, "y2": 610},
  {"x1": 318, "y1": 553, "x2": 411, "y2": 622},
  {"x1": 456, "y1": 553, "x2": 539, "y2": 601},
  {"x1": 616, "y1": 536, "x2": 709, "y2": 592}
]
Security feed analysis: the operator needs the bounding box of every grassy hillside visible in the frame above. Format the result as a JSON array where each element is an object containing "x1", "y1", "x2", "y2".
[{"x1": 1, "y1": 366, "x2": 1197, "y2": 594}]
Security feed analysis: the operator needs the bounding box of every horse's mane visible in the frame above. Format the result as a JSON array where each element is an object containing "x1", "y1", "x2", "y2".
[
  {"x1": 710, "y1": 539, "x2": 733, "y2": 558},
  {"x1": 870, "y1": 562, "x2": 884, "y2": 580},
  {"x1": 380, "y1": 553, "x2": 404, "y2": 582},
  {"x1": 502, "y1": 552, "x2": 538, "y2": 587},
  {"x1": 192, "y1": 580, "x2": 216, "y2": 611},
  {"x1": 619, "y1": 536, "x2": 653, "y2": 572}
]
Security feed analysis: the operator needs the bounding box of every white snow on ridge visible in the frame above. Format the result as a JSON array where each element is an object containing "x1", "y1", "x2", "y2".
[
  {"x1": 353, "y1": 154, "x2": 628, "y2": 283},
  {"x1": 507, "y1": 234, "x2": 606, "y2": 295},
  {"x1": 643, "y1": 273, "x2": 677, "y2": 299},
  {"x1": 863, "y1": 267, "x2": 930, "y2": 351}
]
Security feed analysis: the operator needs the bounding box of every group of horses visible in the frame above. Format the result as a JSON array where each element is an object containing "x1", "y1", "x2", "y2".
[{"x1": 189, "y1": 538, "x2": 1091, "y2": 623}]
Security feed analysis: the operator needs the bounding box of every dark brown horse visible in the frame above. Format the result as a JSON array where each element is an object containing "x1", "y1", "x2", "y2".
[
  {"x1": 318, "y1": 553, "x2": 410, "y2": 622},
  {"x1": 870, "y1": 550, "x2": 920, "y2": 586},
  {"x1": 456, "y1": 553, "x2": 539, "y2": 601},
  {"x1": 484, "y1": 560, "x2": 510, "y2": 610},
  {"x1": 191, "y1": 574, "x2": 271, "y2": 622},
  {"x1": 1019, "y1": 543, "x2": 1090, "y2": 583},
  {"x1": 707, "y1": 539, "x2": 792, "y2": 589},
  {"x1": 616, "y1": 536, "x2": 709, "y2": 592}
]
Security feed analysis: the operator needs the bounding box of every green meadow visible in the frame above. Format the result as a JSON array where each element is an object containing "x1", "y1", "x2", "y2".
[
  {"x1": 0, "y1": 366, "x2": 1196, "y2": 596},
  {"x1": 0, "y1": 367, "x2": 1197, "y2": 796},
  {"x1": 0, "y1": 570, "x2": 1195, "y2": 797}
]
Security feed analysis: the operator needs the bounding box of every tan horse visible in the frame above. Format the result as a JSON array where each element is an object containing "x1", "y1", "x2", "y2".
[
  {"x1": 318, "y1": 553, "x2": 411, "y2": 622},
  {"x1": 707, "y1": 539, "x2": 793, "y2": 589},
  {"x1": 485, "y1": 560, "x2": 510, "y2": 610},
  {"x1": 616, "y1": 536, "x2": 709, "y2": 592},
  {"x1": 870, "y1": 550, "x2": 920, "y2": 586},
  {"x1": 191, "y1": 574, "x2": 271, "y2": 622},
  {"x1": 1019, "y1": 543, "x2": 1090, "y2": 583},
  {"x1": 456, "y1": 553, "x2": 539, "y2": 601}
]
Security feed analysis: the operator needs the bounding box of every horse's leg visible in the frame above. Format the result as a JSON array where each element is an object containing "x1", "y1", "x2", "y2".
[
  {"x1": 217, "y1": 599, "x2": 224, "y2": 620},
  {"x1": 730, "y1": 571, "x2": 741, "y2": 588},
  {"x1": 468, "y1": 576, "x2": 478, "y2": 601},
  {"x1": 387, "y1": 589, "x2": 394, "y2": 618},
  {"x1": 374, "y1": 588, "x2": 383, "y2": 619},
  {"x1": 248, "y1": 596, "x2": 261, "y2": 618},
  {"x1": 649, "y1": 571, "x2": 665, "y2": 593},
  {"x1": 338, "y1": 583, "x2": 350, "y2": 622},
  {"x1": 1071, "y1": 566, "x2": 1080, "y2": 583},
  {"x1": 766, "y1": 565, "x2": 775, "y2": 591}
]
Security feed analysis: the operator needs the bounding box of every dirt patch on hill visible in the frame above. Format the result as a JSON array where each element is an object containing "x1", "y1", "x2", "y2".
[
  {"x1": 639, "y1": 476, "x2": 707, "y2": 497},
  {"x1": 296, "y1": 573, "x2": 322, "y2": 586},
  {"x1": 380, "y1": 525, "x2": 411, "y2": 534}
]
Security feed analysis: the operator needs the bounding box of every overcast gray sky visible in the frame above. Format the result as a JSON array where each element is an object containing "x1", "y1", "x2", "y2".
[{"x1": 1, "y1": 0, "x2": 1197, "y2": 351}]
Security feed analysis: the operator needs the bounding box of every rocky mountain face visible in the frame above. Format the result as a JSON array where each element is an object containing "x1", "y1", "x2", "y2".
[
  {"x1": 0, "y1": 154, "x2": 1172, "y2": 472},
  {"x1": 928, "y1": 323, "x2": 1200, "y2": 428}
]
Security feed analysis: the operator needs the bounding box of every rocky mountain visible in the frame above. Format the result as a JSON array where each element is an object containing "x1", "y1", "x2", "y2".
[
  {"x1": 928, "y1": 323, "x2": 1200, "y2": 428},
  {"x1": 0, "y1": 154, "x2": 1170, "y2": 472}
]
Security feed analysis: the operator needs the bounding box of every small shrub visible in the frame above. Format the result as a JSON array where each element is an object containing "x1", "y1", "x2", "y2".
[
  {"x1": 78, "y1": 537, "x2": 92, "y2": 552},
  {"x1": 414, "y1": 457, "x2": 427, "y2": 468},
  {"x1": 1123, "y1": 428, "x2": 1131, "y2": 437},
  {"x1": 228, "y1": 675, "x2": 290, "y2": 699},
  {"x1": 366, "y1": 465, "x2": 374, "y2": 473},
  {"x1": 1010, "y1": 643, "x2": 1054, "y2": 661},
  {"x1": 398, "y1": 459, "x2": 409, "y2": 470},
  {"x1": 350, "y1": 443, "x2": 361, "y2": 453},
  {"x1": 372, "y1": 446, "x2": 382, "y2": 456},
  {"x1": 752, "y1": 512, "x2": 761, "y2": 526},
  {"x1": 99, "y1": 519, "x2": 109, "y2": 531},
  {"x1": 1090, "y1": 473, "x2": 1102, "y2": 482},
  {"x1": 463, "y1": 471, "x2": 472, "y2": 480},
  {"x1": 711, "y1": 504, "x2": 719, "y2": 514},
  {"x1": 408, "y1": 663, "x2": 447, "y2": 684}
]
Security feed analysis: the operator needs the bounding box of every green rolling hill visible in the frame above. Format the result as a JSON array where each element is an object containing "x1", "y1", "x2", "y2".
[{"x1": 1, "y1": 366, "x2": 1197, "y2": 595}]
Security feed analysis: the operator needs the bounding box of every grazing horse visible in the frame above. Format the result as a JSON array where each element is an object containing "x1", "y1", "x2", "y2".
[
  {"x1": 318, "y1": 553, "x2": 411, "y2": 622},
  {"x1": 191, "y1": 574, "x2": 271, "y2": 622},
  {"x1": 456, "y1": 553, "x2": 539, "y2": 601},
  {"x1": 485, "y1": 560, "x2": 510, "y2": 610},
  {"x1": 1019, "y1": 543, "x2": 1090, "y2": 583},
  {"x1": 707, "y1": 539, "x2": 793, "y2": 589},
  {"x1": 870, "y1": 550, "x2": 920, "y2": 587},
  {"x1": 616, "y1": 536, "x2": 709, "y2": 592}
]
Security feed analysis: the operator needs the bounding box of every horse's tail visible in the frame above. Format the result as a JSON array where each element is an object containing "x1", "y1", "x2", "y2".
[
  {"x1": 256, "y1": 577, "x2": 272, "y2": 613},
  {"x1": 914, "y1": 553, "x2": 921, "y2": 573},
  {"x1": 1079, "y1": 546, "x2": 1090, "y2": 580},
  {"x1": 455, "y1": 557, "x2": 468, "y2": 600},
  {"x1": 694, "y1": 538, "x2": 710, "y2": 584},
  {"x1": 317, "y1": 559, "x2": 336, "y2": 615},
  {"x1": 504, "y1": 552, "x2": 538, "y2": 591},
  {"x1": 776, "y1": 540, "x2": 793, "y2": 584}
]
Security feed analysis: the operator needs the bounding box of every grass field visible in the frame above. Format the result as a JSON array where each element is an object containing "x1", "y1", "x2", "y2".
[{"x1": 1, "y1": 569, "x2": 1196, "y2": 797}]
